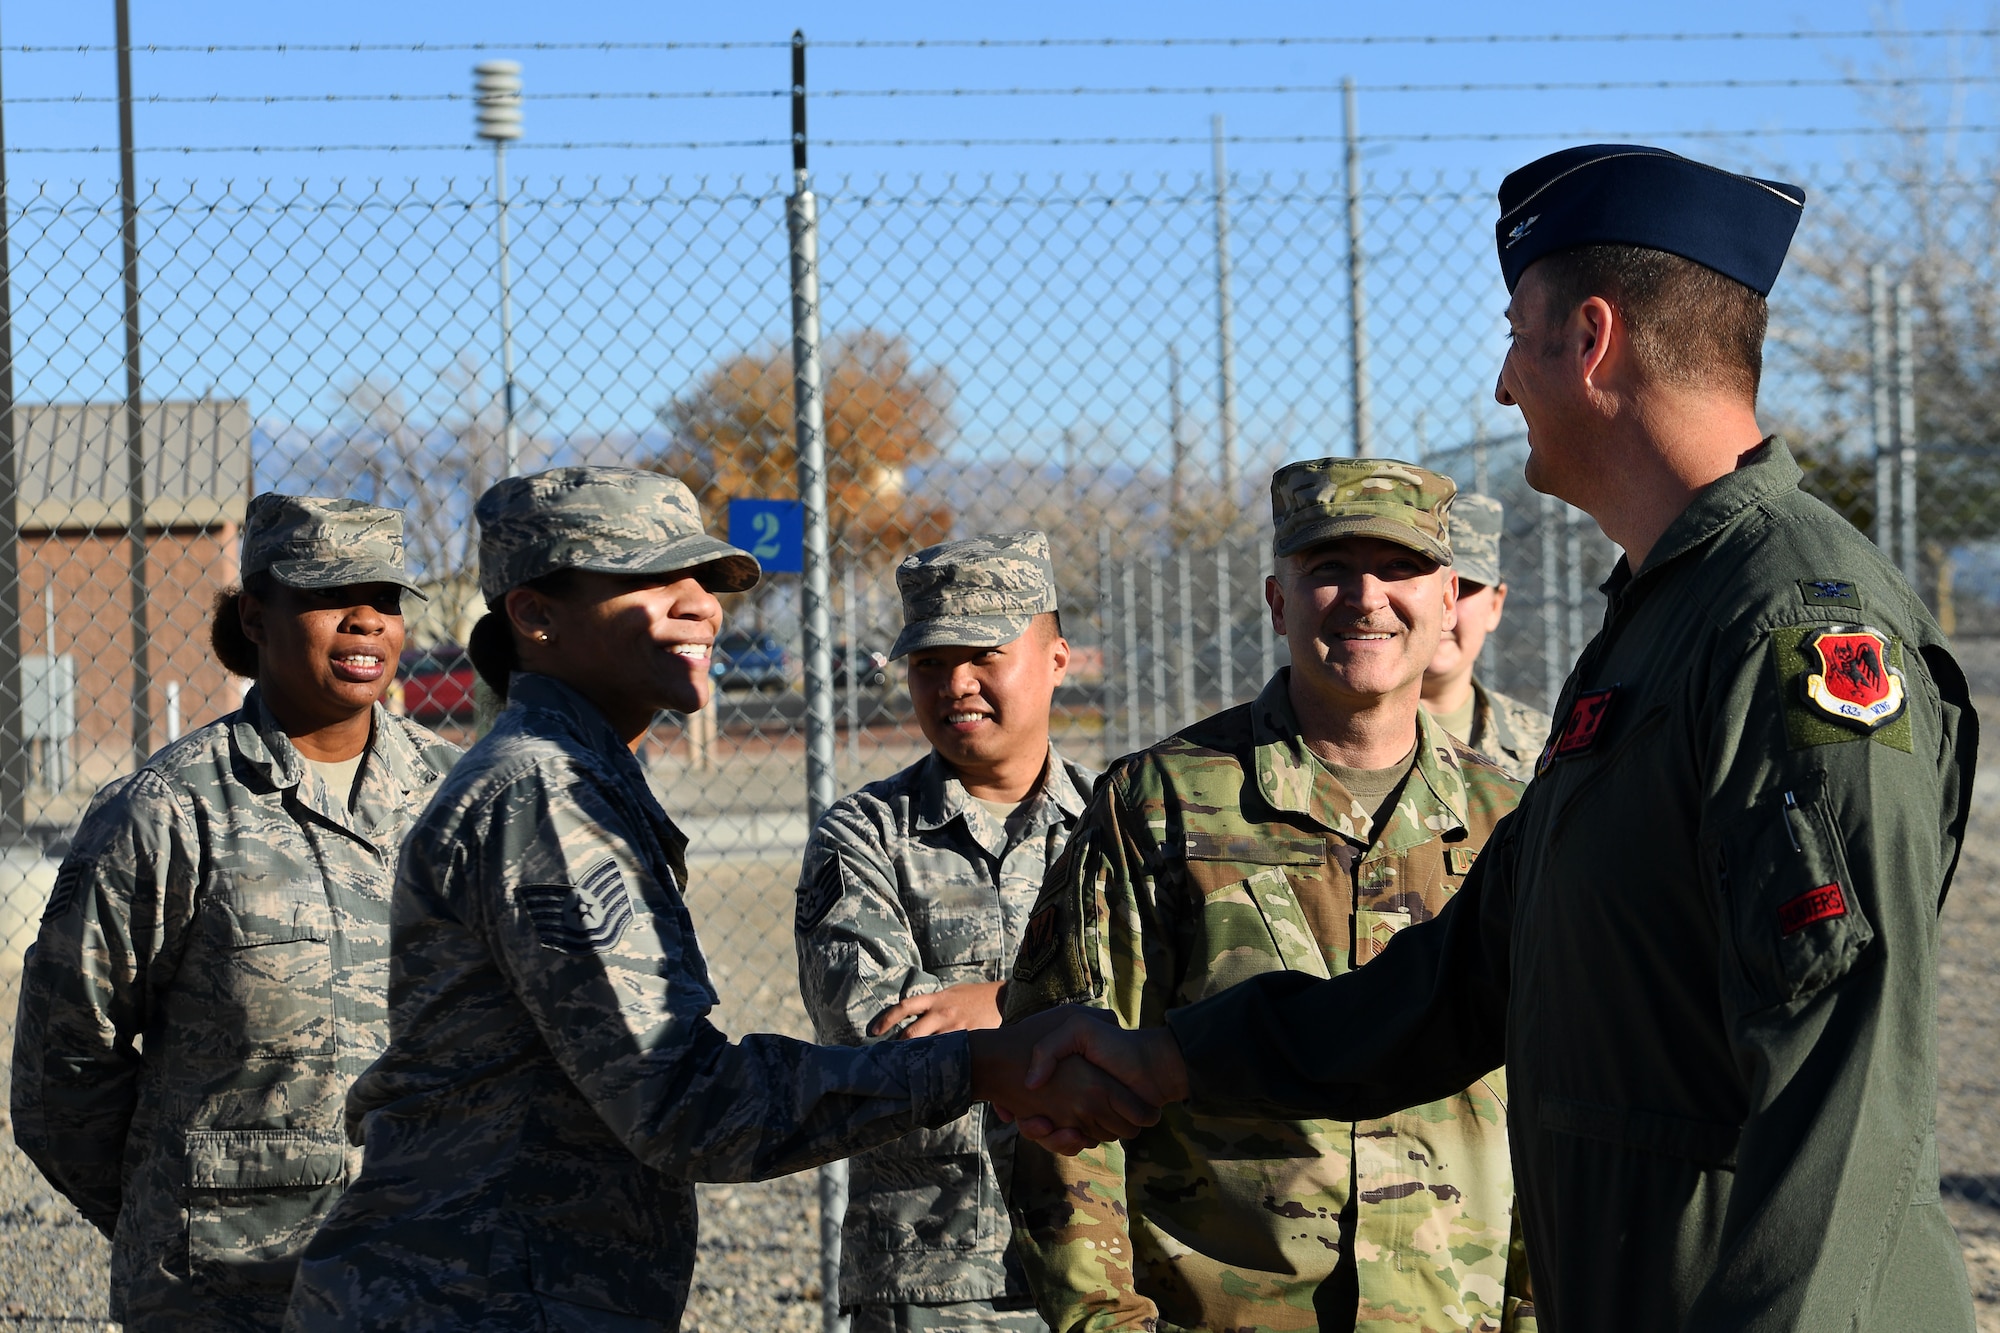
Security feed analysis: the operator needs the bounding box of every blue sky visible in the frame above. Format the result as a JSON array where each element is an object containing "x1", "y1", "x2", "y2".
[{"x1": 4, "y1": 1, "x2": 1996, "y2": 186}]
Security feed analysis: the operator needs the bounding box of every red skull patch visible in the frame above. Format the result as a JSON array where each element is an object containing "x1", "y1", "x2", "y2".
[{"x1": 1800, "y1": 626, "x2": 1906, "y2": 731}]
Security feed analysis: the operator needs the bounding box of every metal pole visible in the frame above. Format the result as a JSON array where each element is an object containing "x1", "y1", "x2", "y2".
[
  {"x1": 1869, "y1": 264, "x2": 1894, "y2": 554},
  {"x1": 1098, "y1": 524, "x2": 1116, "y2": 762},
  {"x1": 1214, "y1": 543, "x2": 1233, "y2": 706},
  {"x1": 496, "y1": 141, "x2": 518, "y2": 477},
  {"x1": 1259, "y1": 543, "x2": 1275, "y2": 682},
  {"x1": 1168, "y1": 344, "x2": 1186, "y2": 518},
  {"x1": 1211, "y1": 115, "x2": 1239, "y2": 508},
  {"x1": 1121, "y1": 560, "x2": 1139, "y2": 749},
  {"x1": 789, "y1": 36, "x2": 845, "y2": 1333},
  {"x1": 1342, "y1": 77, "x2": 1374, "y2": 458},
  {"x1": 0, "y1": 30, "x2": 24, "y2": 843},
  {"x1": 1175, "y1": 547, "x2": 1193, "y2": 727},
  {"x1": 843, "y1": 559, "x2": 858, "y2": 770},
  {"x1": 1894, "y1": 279, "x2": 1919, "y2": 587},
  {"x1": 1541, "y1": 492, "x2": 1561, "y2": 711},
  {"x1": 1148, "y1": 552, "x2": 1166, "y2": 742},
  {"x1": 1564, "y1": 505, "x2": 1583, "y2": 666},
  {"x1": 115, "y1": 0, "x2": 152, "y2": 767}
]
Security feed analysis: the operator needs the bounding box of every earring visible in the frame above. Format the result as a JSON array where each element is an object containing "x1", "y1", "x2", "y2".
[{"x1": 536, "y1": 631, "x2": 553, "y2": 643}]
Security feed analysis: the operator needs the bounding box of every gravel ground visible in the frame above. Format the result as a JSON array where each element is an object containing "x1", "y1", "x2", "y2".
[{"x1": 5, "y1": 675, "x2": 2000, "y2": 1328}]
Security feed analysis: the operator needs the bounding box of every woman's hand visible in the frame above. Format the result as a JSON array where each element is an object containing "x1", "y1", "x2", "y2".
[{"x1": 869, "y1": 980, "x2": 1006, "y2": 1039}]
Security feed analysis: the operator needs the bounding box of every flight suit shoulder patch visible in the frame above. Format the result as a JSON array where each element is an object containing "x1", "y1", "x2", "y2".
[
  {"x1": 1771, "y1": 623, "x2": 1915, "y2": 753},
  {"x1": 1797, "y1": 577, "x2": 1862, "y2": 610}
]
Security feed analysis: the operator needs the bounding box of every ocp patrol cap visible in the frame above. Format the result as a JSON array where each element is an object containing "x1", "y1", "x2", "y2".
[
  {"x1": 1270, "y1": 457, "x2": 1456, "y2": 566},
  {"x1": 1496, "y1": 144, "x2": 1805, "y2": 295},
  {"x1": 241, "y1": 493, "x2": 427, "y2": 599},
  {"x1": 891, "y1": 529, "x2": 1058, "y2": 660},
  {"x1": 476, "y1": 465, "x2": 761, "y2": 605},
  {"x1": 1450, "y1": 493, "x2": 1504, "y2": 588}
]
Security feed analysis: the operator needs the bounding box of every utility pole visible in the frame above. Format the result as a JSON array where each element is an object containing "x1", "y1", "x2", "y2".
[
  {"x1": 1210, "y1": 115, "x2": 1238, "y2": 509},
  {"x1": 1868, "y1": 264, "x2": 1894, "y2": 557},
  {"x1": 1894, "y1": 279, "x2": 1919, "y2": 587},
  {"x1": 0, "y1": 23, "x2": 23, "y2": 843},
  {"x1": 475, "y1": 60, "x2": 523, "y2": 478},
  {"x1": 788, "y1": 34, "x2": 845, "y2": 1333},
  {"x1": 115, "y1": 0, "x2": 152, "y2": 767},
  {"x1": 1343, "y1": 77, "x2": 1374, "y2": 458}
]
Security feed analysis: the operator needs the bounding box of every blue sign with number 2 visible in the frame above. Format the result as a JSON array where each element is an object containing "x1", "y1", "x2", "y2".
[{"x1": 727, "y1": 498, "x2": 805, "y2": 574}]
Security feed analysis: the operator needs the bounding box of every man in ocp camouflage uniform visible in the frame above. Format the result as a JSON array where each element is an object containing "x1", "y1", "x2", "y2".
[
  {"x1": 12, "y1": 497, "x2": 457, "y2": 1331},
  {"x1": 1005, "y1": 460, "x2": 1534, "y2": 1332},
  {"x1": 798, "y1": 531, "x2": 1093, "y2": 1333},
  {"x1": 1420, "y1": 494, "x2": 1550, "y2": 780}
]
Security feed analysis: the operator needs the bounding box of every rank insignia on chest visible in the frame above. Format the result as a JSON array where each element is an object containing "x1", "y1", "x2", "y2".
[
  {"x1": 1535, "y1": 686, "x2": 1617, "y2": 776},
  {"x1": 1799, "y1": 625, "x2": 1906, "y2": 731}
]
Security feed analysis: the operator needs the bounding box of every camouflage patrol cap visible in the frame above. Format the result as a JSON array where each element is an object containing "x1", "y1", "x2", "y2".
[
  {"x1": 476, "y1": 466, "x2": 760, "y2": 604},
  {"x1": 890, "y1": 530, "x2": 1058, "y2": 659},
  {"x1": 1451, "y1": 494, "x2": 1505, "y2": 588},
  {"x1": 241, "y1": 493, "x2": 427, "y2": 600},
  {"x1": 1269, "y1": 457, "x2": 1456, "y2": 566}
]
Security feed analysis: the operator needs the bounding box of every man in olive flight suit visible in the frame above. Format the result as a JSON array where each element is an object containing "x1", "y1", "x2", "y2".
[
  {"x1": 1006, "y1": 461, "x2": 1534, "y2": 1333},
  {"x1": 1016, "y1": 144, "x2": 1980, "y2": 1331},
  {"x1": 1420, "y1": 494, "x2": 1550, "y2": 780},
  {"x1": 796, "y1": 531, "x2": 1094, "y2": 1333}
]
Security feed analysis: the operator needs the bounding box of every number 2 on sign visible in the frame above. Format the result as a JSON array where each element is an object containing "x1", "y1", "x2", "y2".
[{"x1": 751, "y1": 511, "x2": 783, "y2": 560}]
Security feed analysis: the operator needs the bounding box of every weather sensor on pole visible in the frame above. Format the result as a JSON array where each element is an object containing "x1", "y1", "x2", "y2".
[{"x1": 475, "y1": 59, "x2": 522, "y2": 478}]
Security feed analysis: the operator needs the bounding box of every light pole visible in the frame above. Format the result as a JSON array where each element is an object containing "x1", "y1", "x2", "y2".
[{"x1": 475, "y1": 59, "x2": 522, "y2": 478}]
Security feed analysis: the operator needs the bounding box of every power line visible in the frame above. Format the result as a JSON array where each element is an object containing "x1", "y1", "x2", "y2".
[
  {"x1": 5, "y1": 29, "x2": 2000, "y2": 54},
  {"x1": 12, "y1": 124, "x2": 1996, "y2": 154},
  {"x1": 14, "y1": 73, "x2": 2000, "y2": 106}
]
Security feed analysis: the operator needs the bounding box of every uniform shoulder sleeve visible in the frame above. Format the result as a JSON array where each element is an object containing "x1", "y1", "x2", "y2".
[{"x1": 792, "y1": 791, "x2": 933, "y2": 1046}]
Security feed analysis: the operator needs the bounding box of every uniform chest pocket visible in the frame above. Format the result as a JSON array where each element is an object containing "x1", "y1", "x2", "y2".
[
  {"x1": 1185, "y1": 862, "x2": 1331, "y2": 1002},
  {"x1": 917, "y1": 900, "x2": 1004, "y2": 984},
  {"x1": 1711, "y1": 779, "x2": 1875, "y2": 1011},
  {"x1": 199, "y1": 873, "x2": 336, "y2": 1057}
]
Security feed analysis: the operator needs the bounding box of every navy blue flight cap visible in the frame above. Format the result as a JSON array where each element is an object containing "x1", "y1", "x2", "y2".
[{"x1": 1495, "y1": 144, "x2": 1806, "y2": 296}]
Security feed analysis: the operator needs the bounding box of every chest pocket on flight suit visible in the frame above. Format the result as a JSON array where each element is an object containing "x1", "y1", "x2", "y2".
[
  {"x1": 1182, "y1": 847, "x2": 1332, "y2": 1002},
  {"x1": 206, "y1": 870, "x2": 336, "y2": 1058}
]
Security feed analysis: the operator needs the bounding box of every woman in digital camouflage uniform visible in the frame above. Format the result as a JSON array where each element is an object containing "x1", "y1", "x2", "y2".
[
  {"x1": 11, "y1": 495, "x2": 459, "y2": 1332},
  {"x1": 286, "y1": 466, "x2": 1148, "y2": 1333}
]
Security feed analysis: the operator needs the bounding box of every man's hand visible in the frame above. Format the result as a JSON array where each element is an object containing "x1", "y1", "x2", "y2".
[
  {"x1": 1007, "y1": 1006, "x2": 1190, "y2": 1151},
  {"x1": 870, "y1": 980, "x2": 1005, "y2": 1039},
  {"x1": 969, "y1": 1010, "x2": 1167, "y2": 1153}
]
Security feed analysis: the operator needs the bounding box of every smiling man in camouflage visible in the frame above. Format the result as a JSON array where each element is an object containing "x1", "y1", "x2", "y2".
[
  {"x1": 796, "y1": 531, "x2": 1095, "y2": 1333},
  {"x1": 1003, "y1": 461, "x2": 1534, "y2": 1333}
]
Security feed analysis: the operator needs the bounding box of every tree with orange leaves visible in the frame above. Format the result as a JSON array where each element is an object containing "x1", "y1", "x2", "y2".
[{"x1": 652, "y1": 330, "x2": 955, "y2": 566}]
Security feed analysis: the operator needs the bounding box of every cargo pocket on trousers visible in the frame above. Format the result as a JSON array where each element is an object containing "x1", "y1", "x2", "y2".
[
  {"x1": 184, "y1": 1129, "x2": 346, "y2": 1298},
  {"x1": 1712, "y1": 776, "x2": 1875, "y2": 1011}
]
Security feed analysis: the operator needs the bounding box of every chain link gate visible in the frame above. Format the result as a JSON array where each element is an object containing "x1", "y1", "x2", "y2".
[{"x1": 1, "y1": 147, "x2": 1998, "y2": 1323}]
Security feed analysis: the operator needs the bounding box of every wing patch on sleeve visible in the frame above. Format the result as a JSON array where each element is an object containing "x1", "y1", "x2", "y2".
[
  {"x1": 520, "y1": 857, "x2": 634, "y2": 954},
  {"x1": 42, "y1": 858, "x2": 91, "y2": 922},
  {"x1": 795, "y1": 850, "x2": 845, "y2": 934}
]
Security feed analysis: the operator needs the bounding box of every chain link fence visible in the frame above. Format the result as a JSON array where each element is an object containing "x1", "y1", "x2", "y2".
[{"x1": 1, "y1": 155, "x2": 1998, "y2": 1322}]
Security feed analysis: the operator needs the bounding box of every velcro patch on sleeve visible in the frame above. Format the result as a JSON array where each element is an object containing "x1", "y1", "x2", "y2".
[
  {"x1": 520, "y1": 857, "x2": 634, "y2": 954},
  {"x1": 794, "y1": 850, "x2": 845, "y2": 934},
  {"x1": 42, "y1": 858, "x2": 92, "y2": 922},
  {"x1": 1447, "y1": 847, "x2": 1479, "y2": 876},
  {"x1": 1798, "y1": 578, "x2": 1862, "y2": 610},
  {"x1": 1771, "y1": 625, "x2": 1915, "y2": 753},
  {"x1": 1778, "y1": 882, "x2": 1847, "y2": 935}
]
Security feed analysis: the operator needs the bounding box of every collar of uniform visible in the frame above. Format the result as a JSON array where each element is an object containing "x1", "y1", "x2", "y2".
[
  {"x1": 1470, "y1": 678, "x2": 1512, "y2": 754},
  {"x1": 914, "y1": 742, "x2": 1083, "y2": 837},
  {"x1": 1628, "y1": 435, "x2": 1803, "y2": 583},
  {"x1": 506, "y1": 670, "x2": 689, "y2": 870},
  {"x1": 1252, "y1": 669, "x2": 1469, "y2": 845},
  {"x1": 229, "y1": 684, "x2": 307, "y2": 791},
  {"x1": 229, "y1": 685, "x2": 440, "y2": 824}
]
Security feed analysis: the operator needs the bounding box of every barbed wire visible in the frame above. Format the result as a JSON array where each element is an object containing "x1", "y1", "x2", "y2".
[
  {"x1": 13, "y1": 73, "x2": 2000, "y2": 107},
  {"x1": 4, "y1": 29, "x2": 1998, "y2": 55},
  {"x1": 11, "y1": 124, "x2": 1993, "y2": 155}
]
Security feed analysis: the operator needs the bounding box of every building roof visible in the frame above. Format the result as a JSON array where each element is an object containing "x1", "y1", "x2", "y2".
[{"x1": 16, "y1": 399, "x2": 253, "y2": 532}]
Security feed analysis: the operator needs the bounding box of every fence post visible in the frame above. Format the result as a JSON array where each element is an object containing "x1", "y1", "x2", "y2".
[
  {"x1": 1211, "y1": 115, "x2": 1238, "y2": 506},
  {"x1": 115, "y1": 0, "x2": 153, "y2": 768},
  {"x1": 0, "y1": 31, "x2": 24, "y2": 845},
  {"x1": 1563, "y1": 504, "x2": 1583, "y2": 665},
  {"x1": 787, "y1": 33, "x2": 846, "y2": 1333},
  {"x1": 1894, "y1": 279, "x2": 1919, "y2": 588},
  {"x1": 1214, "y1": 544, "x2": 1232, "y2": 707},
  {"x1": 1121, "y1": 559, "x2": 1139, "y2": 750},
  {"x1": 1869, "y1": 264, "x2": 1894, "y2": 557},
  {"x1": 1540, "y1": 492, "x2": 1561, "y2": 711},
  {"x1": 1148, "y1": 551, "x2": 1166, "y2": 742},
  {"x1": 1342, "y1": 76, "x2": 1374, "y2": 459},
  {"x1": 1175, "y1": 547, "x2": 1193, "y2": 728},
  {"x1": 1098, "y1": 524, "x2": 1116, "y2": 763},
  {"x1": 842, "y1": 558, "x2": 859, "y2": 771},
  {"x1": 1259, "y1": 542, "x2": 1275, "y2": 685}
]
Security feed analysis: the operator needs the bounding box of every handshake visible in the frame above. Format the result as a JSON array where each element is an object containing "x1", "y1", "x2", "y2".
[{"x1": 963, "y1": 1007, "x2": 1191, "y2": 1155}]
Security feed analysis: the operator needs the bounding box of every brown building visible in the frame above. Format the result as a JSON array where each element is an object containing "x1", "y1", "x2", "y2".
[{"x1": 18, "y1": 399, "x2": 251, "y2": 825}]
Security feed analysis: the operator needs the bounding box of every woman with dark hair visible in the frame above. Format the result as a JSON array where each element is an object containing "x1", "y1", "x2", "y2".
[
  {"x1": 286, "y1": 466, "x2": 1158, "y2": 1332},
  {"x1": 11, "y1": 495, "x2": 459, "y2": 1332}
]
